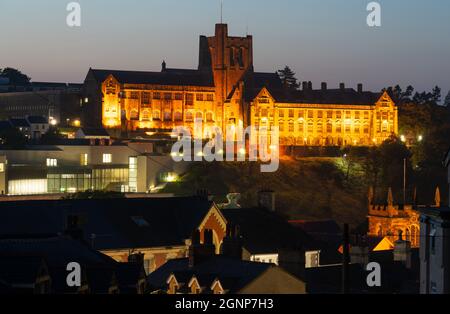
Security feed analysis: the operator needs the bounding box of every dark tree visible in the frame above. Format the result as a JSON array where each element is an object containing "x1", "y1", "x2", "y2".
[
  {"x1": 278, "y1": 66, "x2": 300, "y2": 90},
  {"x1": 0, "y1": 127, "x2": 27, "y2": 148},
  {"x1": 431, "y1": 86, "x2": 441, "y2": 104},
  {"x1": 0, "y1": 67, "x2": 31, "y2": 86},
  {"x1": 40, "y1": 126, "x2": 64, "y2": 144}
]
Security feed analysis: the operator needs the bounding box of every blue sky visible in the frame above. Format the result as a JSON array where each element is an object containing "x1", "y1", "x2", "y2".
[{"x1": 1, "y1": 0, "x2": 449, "y2": 95}]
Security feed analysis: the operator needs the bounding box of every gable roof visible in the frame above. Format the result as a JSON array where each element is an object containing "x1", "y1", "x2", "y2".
[
  {"x1": 0, "y1": 196, "x2": 214, "y2": 250},
  {"x1": 89, "y1": 68, "x2": 214, "y2": 87},
  {"x1": 78, "y1": 128, "x2": 110, "y2": 137},
  {"x1": 147, "y1": 256, "x2": 272, "y2": 293}
]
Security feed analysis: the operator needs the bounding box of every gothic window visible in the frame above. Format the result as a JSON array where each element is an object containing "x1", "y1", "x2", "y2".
[
  {"x1": 130, "y1": 109, "x2": 139, "y2": 120},
  {"x1": 164, "y1": 110, "x2": 172, "y2": 121},
  {"x1": 279, "y1": 120, "x2": 285, "y2": 132},
  {"x1": 237, "y1": 47, "x2": 244, "y2": 67},
  {"x1": 142, "y1": 92, "x2": 151, "y2": 105},
  {"x1": 326, "y1": 122, "x2": 332, "y2": 133},
  {"x1": 206, "y1": 112, "x2": 214, "y2": 122},
  {"x1": 288, "y1": 121, "x2": 294, "y2": 132},
  {"x1": 229, "y1": 47, "x2": 235, "y2": 66},
  {"x1": 141, "y1": 110, "x2": 150, "y2": 121},
  {"x1": 152, "y1": 110, "x2": 160, "y2": 120},
  {"x1": 307, "y1": 120, "x2": 314, "y2": 133},
  {"x1": 196, "y1": 112, "x2": 203, "y2": 121},
  {"x1": 185, "y1": 111, "x2": 193, "y2": 122},
  {"x1": 186, "y1": 93, "x2": 194, "y2": 106},
  {"x1": 174, "y1": 111, "x2": 182, "y2": 121}
]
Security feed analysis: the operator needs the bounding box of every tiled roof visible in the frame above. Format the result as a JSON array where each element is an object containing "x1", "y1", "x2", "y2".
[
  {"x1": 9, "y1": 118, "x2": 30, "y2": 128},
  {"x1": 90, "y1": 68, "x2": 214, "y2": 87},
  {"x1": 147, "y1": 256, "x2": 272, "y2": 293}
]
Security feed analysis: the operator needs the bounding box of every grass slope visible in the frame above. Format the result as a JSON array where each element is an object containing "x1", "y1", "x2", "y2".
[{"x1": 162, "y1": 157, "x2": 368, "y2": 226}]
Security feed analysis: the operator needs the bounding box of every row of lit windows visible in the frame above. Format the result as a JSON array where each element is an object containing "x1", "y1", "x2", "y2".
[
  {"x1": 129, "y1": 110, "x2": 215, "y2": 122},
  {"x1": 46, "y1": 154, "x2": 113, "y2": 168},
  {"x1": 122, "y1": 91, "x2": 214, "y2": 104},
  {"x1": 5, "y1": 105, "x2": 49, "y2": 111},
  {"x1": 276, "y1": 120, "x2": 371, "y2": 134},
  {"x1": 257, "y1": 109, "x2": 375, "y2": 120}
]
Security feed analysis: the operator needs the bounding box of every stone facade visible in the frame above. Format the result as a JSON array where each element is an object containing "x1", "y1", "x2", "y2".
[{"x1": 82, "y1": 23, "x2": 398, "y2": 145}]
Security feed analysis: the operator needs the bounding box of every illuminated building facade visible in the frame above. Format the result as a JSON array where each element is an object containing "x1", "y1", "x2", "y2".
[
  {"x1": 0, "y1": 140, "x2": 188, "y2": 196},
  {"x1": 367, "y1": 189, "x2": 420, "y2": 248},
  {"x1": 82, "y1": 24, "x2": 397, "y2": 145}
]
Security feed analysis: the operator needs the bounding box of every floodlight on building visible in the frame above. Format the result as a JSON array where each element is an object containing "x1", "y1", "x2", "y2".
[
  {"x1": 400, "y1": 135, "x2": 406, "y2": 143},
  {"x1": 418, "y1": 135, "x2": 423, "y2": 142}
]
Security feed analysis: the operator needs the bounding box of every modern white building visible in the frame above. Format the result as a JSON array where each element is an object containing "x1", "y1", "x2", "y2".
[{"x1": 0, "y1": 139, "x2": 188, "y2": 196}]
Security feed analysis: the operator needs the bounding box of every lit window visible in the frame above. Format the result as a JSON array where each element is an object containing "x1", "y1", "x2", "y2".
[
  {"x1": 46, "y1": 158, "x2": 57, "y2": 167},
  {"x1": 103, "y1": 154, "x2": 112, "y2": 164},
  {"x1": 0, "y1": 163, "x2": 4, "y2": 173},
  {"x1": 80, "y1": 154, "x2": 88, "y2": 166}
]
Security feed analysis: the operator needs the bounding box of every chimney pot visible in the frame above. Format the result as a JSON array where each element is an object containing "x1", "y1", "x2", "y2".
[
  {"x1": 308, "y1": 81, "x2": 312, "y2": 90},
  {"x1": 340, "y1": 83, "x2": 345, "y2": 91},
  {"x1": 302, "y1": 81, "x2": 308, "y2": 91},
  {"x1": 321, "y1": 82, "x2": 327, "y2": 91},
  {"x1": 357, "y1": 83, "x2": 363, "y2": 93}
]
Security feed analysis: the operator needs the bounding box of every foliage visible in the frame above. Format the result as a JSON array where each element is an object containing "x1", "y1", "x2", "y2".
[
  {"x1": 277, "y1": 66, "x2": 300, "y2": 90},
  {"x1": 0, "y1": 127, "x2": 27, "y2": 148},
  {"x1": 0, "y1": 67, "x2": 31, "y2": 86}
]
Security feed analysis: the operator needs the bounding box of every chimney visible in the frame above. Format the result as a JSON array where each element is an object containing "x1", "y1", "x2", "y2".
[
  {"x1": 128, "y1": 252, "x2": 144, "y2": 265},
  {"x1": 340, "y1": 83, "x2": 345, "y2": 91},
  {"x1": 220, "y1": 224, "x2": 243, "y2": 259},
  {"x1": 221, "y1": 193, "x2": 241, "y2": 209},
  {"x1": 302, "y1": 81, "x2": 308, "y2": 91},
  {"x1": 357, "y1": 83, "x2": 363, "y2": 93},
  {"x1": 65, "y1": 214, "x2": 85, "y2": 243},
  {"x1": 321, "y1": 82, "x2": 327, "y2": 91},
  {"x1": 308, "y1": 81, "x2": 313, "y2": 90},
  {"x1": 188, "y1": 229, "x2": 216, "y2": 268},
  {"x1": 350, "y1": 236, "x2": 369, "y2": 265},
  {"x1": 393, "y1": 231, "x2": 412, "y2": 268},
  {"x1": 258, "y1": 190, "x2": 276, "y2": 212},
  {"x1": 161, "y1": 60, "x2": 167, "y2": 72}
]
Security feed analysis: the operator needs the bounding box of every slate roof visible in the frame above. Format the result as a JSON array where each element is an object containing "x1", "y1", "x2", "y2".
[
  {"x1": 79, "y1": 128, "x2": 110, "y2": 137},
  {"x1": 90, "y1": 68, "x2": 214, "y2": 87},
  {"x1": 271, "y1": 88, "x2": 384, "y2": 105},
  {"x1": 27, "y1": 116, "x2": 48, "y2": 124},
  {"x1": 147, "y1": 256, "x2": 272, "y2": 293},
  {"x1": 221, "y1": 207, "x2": 314, "y2": 254},
  {"x1": 0, "y1": 196, "x2": 214, "y2": 250},
  {"x1": 0, "y1": 256, "x2": 46, "y2": 288},
  {"x1": 9, "y1": 118, "x2": 30, "y2": 128},
  {"x1": 305, "y1": 260, "x2": 419, "y2": 294}
]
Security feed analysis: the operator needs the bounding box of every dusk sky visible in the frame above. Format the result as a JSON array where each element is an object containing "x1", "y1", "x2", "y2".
[{"x1": 1, "y1": 0, "x2": 450, "y2": 94}]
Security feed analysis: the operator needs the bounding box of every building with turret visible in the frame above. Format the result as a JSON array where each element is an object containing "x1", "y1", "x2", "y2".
[{"x1": 82, "y1": 23, "x2": 398, "y2": 146}]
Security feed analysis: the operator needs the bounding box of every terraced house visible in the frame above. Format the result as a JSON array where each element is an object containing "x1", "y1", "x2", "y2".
[{"x1": 82, "y1": 23, "x2": 397, "y2": 146}]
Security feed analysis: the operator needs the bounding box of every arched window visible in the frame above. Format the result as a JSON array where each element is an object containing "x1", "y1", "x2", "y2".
[
  {"x1": 130, "y1": 109, "x2": 139, "y2": 120},
  {"x1": 164, "y1": 110, "x2": 172, "y2": 121},
  {"x1": 411, "y1": 225, "x2": 419, "y2": 246},
  {"x1": 238, "y1": 47, "x2": 244, "y2": 67},
  {"x1": 195, "y1": 112, "x2": 203, "y2": 121},
  {"x1": 206, "y1": 112, "x2": 214, "y2": 122},
  {"x1": 377, "y1": 225, "x2": 383, "y2": 237},
  {"x1": 174, "y1": 111, "x2": 182, "y2": 121},
  {"x1": 405, "y1": 228, "x2": 411, "y2": 241},
  {"x1": 229, "y1": 47, "x2": 235, "y2": 66},
  {"x1": 185, "y1": 111, "x2": 193, "y2": 122},
  {"x1": 141, "y1": 110, "x2": 150, "y2": 121},
  {"x1": 152, "y1": 110, "x2": 160, "y2": 120}
]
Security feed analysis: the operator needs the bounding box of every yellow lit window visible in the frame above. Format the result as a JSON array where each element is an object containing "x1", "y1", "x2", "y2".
[
  {"x1": 80, "y1": 154, "x2": 88, "y2": 166},
  {"x1": 0, "y1": 163, "x2": 4, "y2": 173},
  {"x1": 103, "y1": 154, "x2": 112, "y2": 164},
  {"x1": 46, "y1": 158, "x2": 57, "y2": 167}
]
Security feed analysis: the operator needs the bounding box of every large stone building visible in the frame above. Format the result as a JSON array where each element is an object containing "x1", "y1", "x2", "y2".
[
  {"x1": 82, "y1": 23, "x2": 398, "y2": 145},
  {"x1": 367, "y1": 188, "x2": 420, "y2": 248}
]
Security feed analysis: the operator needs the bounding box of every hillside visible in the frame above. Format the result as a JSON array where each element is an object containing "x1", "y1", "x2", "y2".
[{"x1": 162, "y1": 157, "x2": 369, "y2": 227}]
